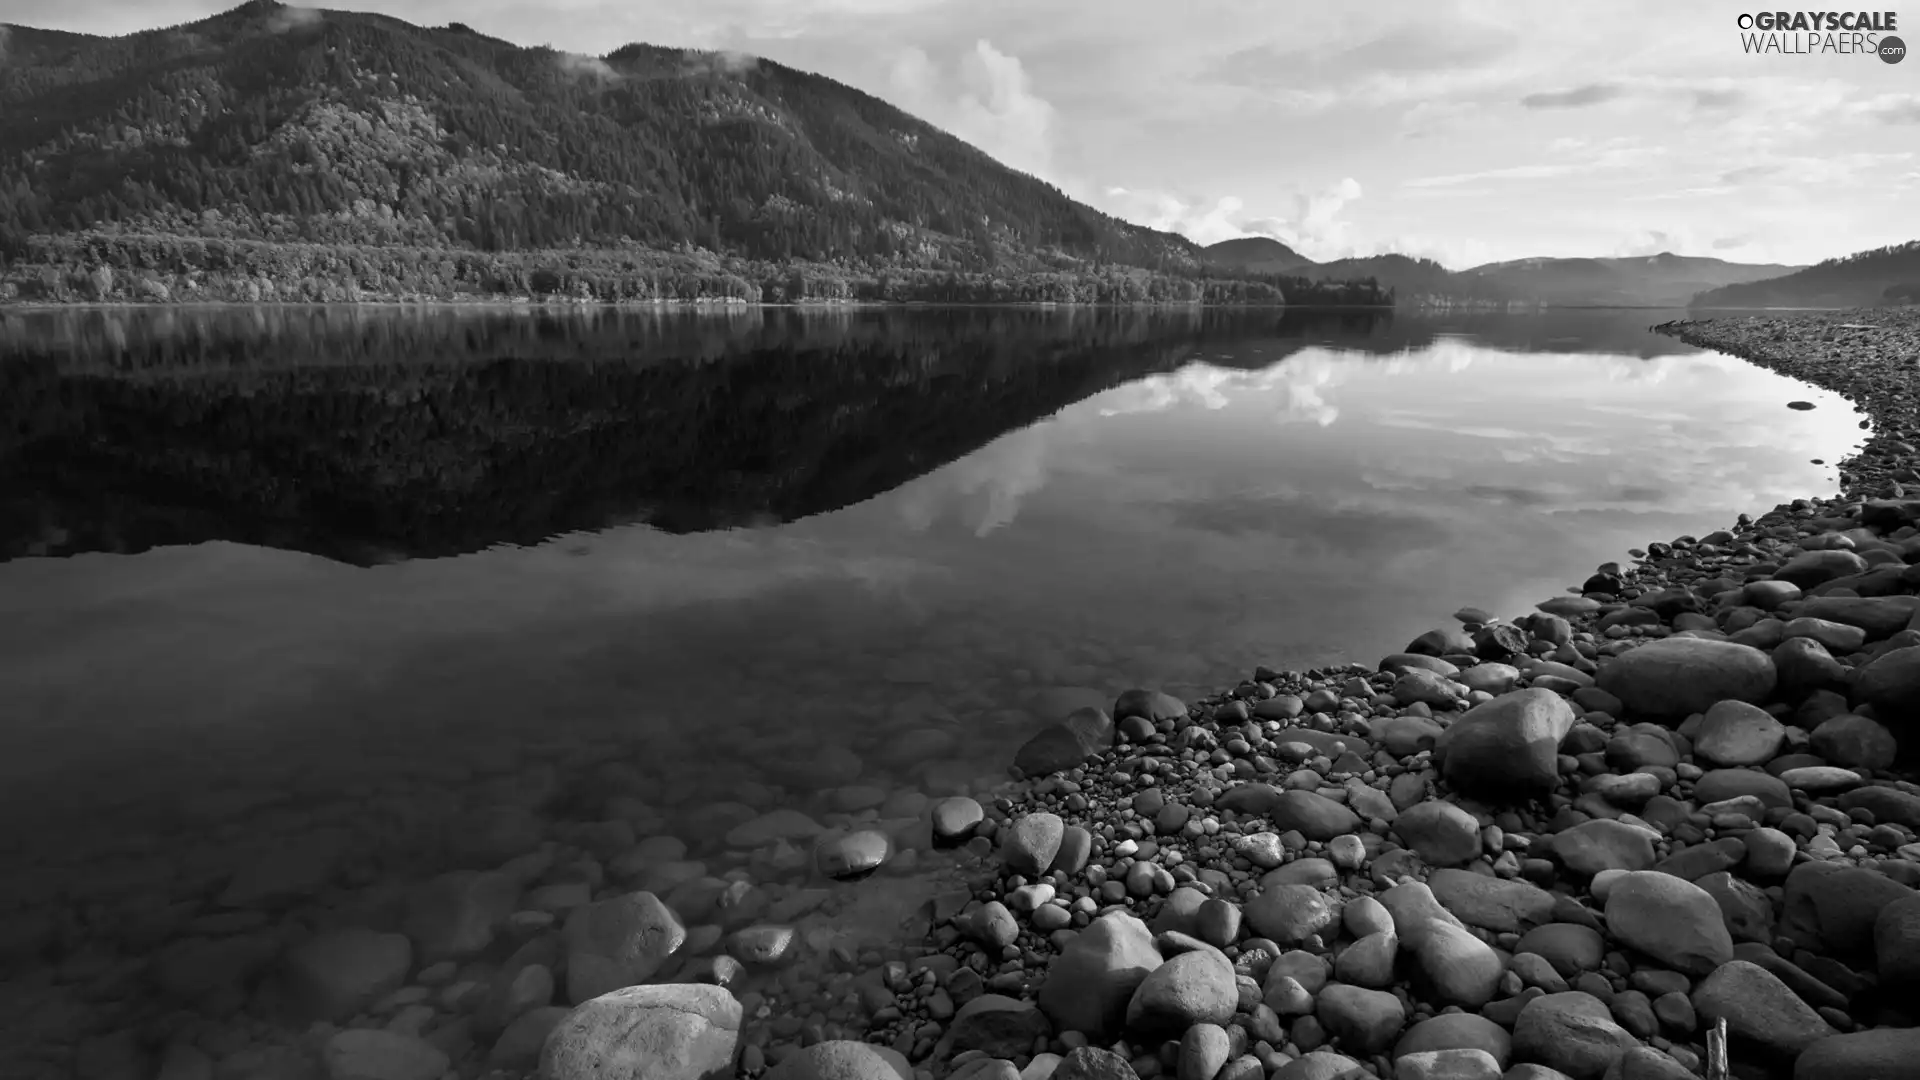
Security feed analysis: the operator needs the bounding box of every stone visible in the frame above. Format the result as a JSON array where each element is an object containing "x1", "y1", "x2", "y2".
[
  {"x1": 939, "y1": 995, "x2": 1053, "y2": 1059},
  {"x1": 1691, "y1": 701, "x2": 1786, "y2": 767},
  {"x1": 537, "y1": 983, "x2": 740, "y2": 1080},
  {"x1": 1393, "y1": 1050, "x2": 1502, "y2": 1080},
  {"x1": 1015, "y1": 709, "x2": 1115, "y2": 778},
  {"x1": 1265, "y1": 791, "x2": 1363, "y2": 842},
  {"x1": 931, "y1": 798, "x2": 985, "y2": 846},
  {"x1": 1379, "y1": 882, "x2": 1504, "y2": 1007},
  {"x1": 1876, "y1": 894, "x2": 1920, "y2": 985},
  {"x1": 491, "y1": 1008, "x2": 570, "y2": 1071},
  {"x1": 1393, "y1": 1013, "x2": 1512, "y2": 1066},
  {"x1": 1810, "y1": 714, "x2": 1899, "y2": 771},
  {"x1": 1426, "y1": 869, "x2": 1554, "y2": 934},
  {"x1": 1316, "y1": 984, "x2": 1406, "y2": 1056},
  {"x1": 1244, "y1": 884, "x2": 1336, "y2": 946},
  {"x1": 1333, "y1": 932, "x2": 1398, "y2": 989},
  {"x1": 1603, "y1": 872, "x2": 1733, "y2": 977},
  {"x1": 1394, "y1": 802, "x2": 1482, "y2": 867},
  {"x1": 1691, "y1": 960, "x2": 1835, "y2": 1060},
  {"x1": 1838, "y1": 785, "x2": 1920, "y2": 831},
  {"x1": 1792, "y1": 1029, "x2": 1920, "y2": 1080},
  {"x1": 1433, "y1": 689, "x2": 1577, "y2": 800},
  {"x1": 764, "y1": 1041, "x2": 913, "y2": 1080},
  {"x1": 1124, "y1": 948, "x2": 1237, "y2": 1036},
  {"x1": 1850, "y1": 645, "x2": 1920, "y2": 721},
  {"x1": 1780, "y1": 861, "x2": 1913, "y2": 956},
  {"x1": 1602, "y1": 1047, "x2": 1697, "y2": 1080},
  {"x1": 322, "y1": 1030, "x2": 450, "y2": 1080},
  {"x1": 1695, "y1": 872, "x2": 1774, "y2": 944},
  {"x1": 1511, "y1": 992, "x2": 1637, "y2": 1080},
  {"x1": 1036, "y1": 911, "x2": 1161, "y2": 1042},
  {"x1": 1273, "y1": 1051, "x2": 1368, "y2": 1080},
  {"x1": 562, "y1": 891, "x2": 687, "y2": 1004},
  {"x1": 1550, "y1": 819, "x2": 1657, "y2": 878},
  {"x1": 814, "y1": 829, "x2": 890, "y2": 880},
  {"x1": 1002, "y1": 813, "x2": 1066, "y2": 877},
  {"x1": 1179, "y1": 1024, "x2": 1231, "y2": 1080},
  {"x1": 1514, "y1": 924, "x2": 1605, "y2": 978},
  {"x1": 1594, "y1": 638, "x2": 1775, "y2": 720}
]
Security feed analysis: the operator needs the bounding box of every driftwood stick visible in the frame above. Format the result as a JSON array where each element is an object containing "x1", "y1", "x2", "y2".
[{"x1": 1707, "y1": 1015, "x2": 1730, "y2": 1080}]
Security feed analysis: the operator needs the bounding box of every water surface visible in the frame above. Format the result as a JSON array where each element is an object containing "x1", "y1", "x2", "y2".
[{"x1": 0, "y1": 305, "x2": 1865, "y2": 1074}]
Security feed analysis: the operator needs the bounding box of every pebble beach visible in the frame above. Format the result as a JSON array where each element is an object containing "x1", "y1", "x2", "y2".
[{"x1": 12, "y1": 307, "x2": 1920, "y2": 1080}]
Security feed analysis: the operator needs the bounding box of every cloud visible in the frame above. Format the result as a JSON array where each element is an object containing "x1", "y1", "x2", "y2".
[
  {"x1": 263, "y1": 5, "x2": 321, "y2": 33},
  {"x1": 557, "y1": 52, "x2": 619, "y2": 80},
  {"x1": 1691, "y1": 87, "x2": 1746, "y2": 109},
  {"x1": 1711, "y1": 235, "x2": 1751, "y2": 250},
  {"x1": 684, "y1": 49, "x2": 760, "y2": 75},
  {"x1": 1099, "y1": 178, "x2": 1363, "y2": 258},
  {"x1": 1520, "y1": 83, "x2": 1626, "y2": 109},
  {"x1": 887, "y1": 40, "x2": 1058, "y2": 184},
  {"x1": 1856, "y1": 94, "x2": 1920, "y2": 125}
]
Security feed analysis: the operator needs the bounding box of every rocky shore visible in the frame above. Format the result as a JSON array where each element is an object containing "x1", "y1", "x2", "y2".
[{"x1": 15, "y1": 308, "x2": 1920, "y2": 1080}]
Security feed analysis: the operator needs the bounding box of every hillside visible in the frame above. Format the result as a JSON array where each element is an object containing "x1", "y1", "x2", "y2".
[
  {"x1": 0, "y1": 2, "x2": 1389, "y2": 306},
  {"x1": 1203, "y1": 237, "x2": 1313, "y2": 274},
  {"x1": 1462, "y1": 252, "x2": 1803, "y2": 308},
  {"x1": 1688, "y1": 241, "x2": 1920, "y2": 309}
]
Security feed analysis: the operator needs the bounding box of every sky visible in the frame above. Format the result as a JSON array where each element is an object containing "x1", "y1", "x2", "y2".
[{"x1": 8, "y1": 0, "x2": 1920, "y2": 268}]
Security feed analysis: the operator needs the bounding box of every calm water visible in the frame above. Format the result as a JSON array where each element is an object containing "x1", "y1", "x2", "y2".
[{"x1": 0, "y1": 305, "x2": 1865, "y2": 1074}]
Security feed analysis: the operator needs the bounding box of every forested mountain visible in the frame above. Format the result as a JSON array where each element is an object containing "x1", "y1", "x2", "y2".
[
  {"x1": 1462, "y1": 252, "x2": 1803, "y2": 308},
  {"x1": 0, "y1": 2, "x2": 1390, "y2": 306},
  {"x1": 1204, "y1": 237, "x2": 1314, "y2": 274},
  {"x1": 1202, "y1": 238, "x2": 1808, "y2": 309},
  {"x1": 1688, "y1": 241, "x2": 1920, "y2": 309}
]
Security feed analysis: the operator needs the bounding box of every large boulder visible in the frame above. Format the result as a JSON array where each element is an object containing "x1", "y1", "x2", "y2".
[
  {"x1": 1691, "y1": 960, "x2": 1835, "y2": 1060},
  {"x1": 1595, "y1": 638, "x2": 1775, "y2": 720},
  {"x1": 1778, "y1": 861, "x2": 1913, "y2": 957},
  {"x1": 764, "y1": 1041, "x2": 912, "y2": 1080},
  {"x1": 1603, "y1": 872, "x2": 1733, "y2": 977},
  {"x1": 562, "y1": 892, "x2": 687, "y2": 1005},
  {"x1": 537, "y1": 984, "x2": 739, "y2": 1080},
  {"x1": 1124, "y1": 949, "x2": 1237, "y2": 1036},
  {"x1": 1851, "y1": 645, "x2": 1920, "y2": 730},
  {"x1": 1433, "y1": 689, "x2": 1577, "y2": 800},
  {"x1": 1014, "y1": 708, "x2": 1114, "y2": 778},
  {"x1": 1511, "y1": 992, "x2": 1637, "y2": 1080},
  {"x1": 1037, "y1": 913, "x2": 1163, "y2": 1042},
  {"x1": 1794, "y1": 1029, "x2": 1920, "y2": 1080}
]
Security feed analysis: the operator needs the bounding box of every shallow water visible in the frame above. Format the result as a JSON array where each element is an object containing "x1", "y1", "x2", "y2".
[{"x1": 0, "y1": 305, "x2": 1866, "y2": 1074}]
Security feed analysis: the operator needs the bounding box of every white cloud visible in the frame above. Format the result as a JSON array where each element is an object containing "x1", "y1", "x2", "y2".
[
  {"x1": 1098, "y1": 178, "x2": 1365, "y2": 260},
  {"x1": 888, "y1": 40, "x2": 1059, "y2": 184},
  {"x1": 557, "y1": 52, "x2": 619, "y2": 79}
]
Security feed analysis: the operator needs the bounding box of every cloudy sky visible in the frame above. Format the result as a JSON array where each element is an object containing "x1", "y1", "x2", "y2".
[{"x1": 13, "y1": 0, "x2": 1920, "y2": 267}]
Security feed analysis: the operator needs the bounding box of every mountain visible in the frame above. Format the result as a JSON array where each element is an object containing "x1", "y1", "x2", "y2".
[
  {"x1": 1204, "y1": 237, "x2": 1314, "y2": 274},
  {"x1": 0, "y1": 3, "x2": 1397, "y2": 306},
  {"x1": 0, "y1": 306, "x2": 1403, "y2": 564},
  {"x1": 1461, "y1": 253, "x2": 1803, "y2": 308},
  {"x1": 1687, "y1": 241, "x2": 1920, "y2": 309}
]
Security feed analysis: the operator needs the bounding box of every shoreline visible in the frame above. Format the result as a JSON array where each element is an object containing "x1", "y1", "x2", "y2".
[{"x1": 789, "y1": 307, "x2": 1920, "y2": 1080}]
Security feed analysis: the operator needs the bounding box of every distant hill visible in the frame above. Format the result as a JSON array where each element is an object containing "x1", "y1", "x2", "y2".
[
  {"x1": 1203, "y1": 237, "x2": 1314, "y2": 274},
  {"x1": 1203, "y1": 244, "x2": 1798, "y2": 308},
  {"x1": 1688, "y1": 241, "x2": 1920, "y2": 309},
  {"x1": 0, "y1": 2, "x2": 1395, "y2": 305},
  {"x1": 1462, "y1": 252, "x2": 1803, "y2": 308}
]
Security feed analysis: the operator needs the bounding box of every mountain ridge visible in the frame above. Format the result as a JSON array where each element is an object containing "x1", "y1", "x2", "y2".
[{"x1": 0, "y1": 2, "x2": 1392, "y2": 306}]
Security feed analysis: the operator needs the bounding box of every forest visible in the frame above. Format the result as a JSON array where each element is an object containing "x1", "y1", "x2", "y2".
[{"x1": 0, "y1": 3, "x2": 1392, "y2": 307}]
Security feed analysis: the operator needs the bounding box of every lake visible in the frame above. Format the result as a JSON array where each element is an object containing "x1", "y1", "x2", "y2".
[{"x1": 0, "y1": 304, "x2": 1865, "y2": 1077}]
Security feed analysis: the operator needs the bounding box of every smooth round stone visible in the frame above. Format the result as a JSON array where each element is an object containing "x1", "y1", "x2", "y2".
[
  {"x1": 1333, "y1": 932, "x2": 1398, "y2": 989},
  {"x1": 1343, "y1": 895, "x2": 1394, "y2": 939},
  {"x1": 1328, "y1": 834, "x2": 1366, "y2": 871},
  {"x1": 727, "y1": 925, "x2": 798, "y2": 965},
  {"x1": 1002, "y1": 813, "x2": 1066, "y2": 876},
  {"x1": 1691, "y1": 701, "x2": 1786, "y2": 768},
  {"x1": 1779, "y1": 766, "x2": 1864, "y2": 794},
  {"x1": 1743, "y1": 827, "x2": 1796, "y2": 877},
  {"x1": 931, "y1": 798, "x2": 985, "y2": 845},
  {"x1": 815, "y1": 830, "x2": 890, "y2": 880},
  {"x1": 1031, "y1": 904, "x2": 1073, "y2": 933},
  {"x1": 1316, "y1": 983, "x2": 1406, "y2": 1055}
]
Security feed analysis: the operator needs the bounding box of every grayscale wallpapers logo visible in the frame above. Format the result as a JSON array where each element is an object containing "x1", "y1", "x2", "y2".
[{"x1": 1736, "y1": 10, "x2": 1905, "y2": 58}]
